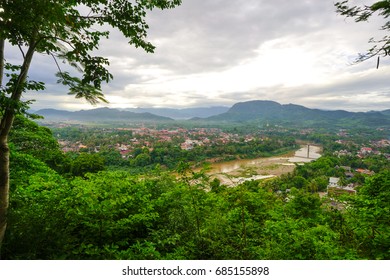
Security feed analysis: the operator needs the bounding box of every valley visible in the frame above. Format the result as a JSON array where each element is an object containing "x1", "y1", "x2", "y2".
[{"x1": 4, "y1": 100, "x2": 390, "y2": 260}]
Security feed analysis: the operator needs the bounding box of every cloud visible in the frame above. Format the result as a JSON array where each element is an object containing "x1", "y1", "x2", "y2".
[{"x1": 9, "y1": 0, "x2": 388, "y2": 112}]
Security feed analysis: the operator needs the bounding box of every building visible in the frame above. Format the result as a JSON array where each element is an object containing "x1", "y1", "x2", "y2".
[
  {"x1": 180, "y1": 139, "x2": 203, "y2": 150},
  {"x1": 327, "y1": 177, "x2": 356, "y2": 197},
  {"x1": 328, "y1": 177, "x2": 340, "y2": 188}
]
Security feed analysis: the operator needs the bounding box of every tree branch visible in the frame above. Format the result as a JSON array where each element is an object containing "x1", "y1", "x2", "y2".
[
  {"x1": 17, "y1": 44, "x2": 26, "y2": 60},
  {"x1": 50, "y1": 52, "x2": 64, "y2": 75}
]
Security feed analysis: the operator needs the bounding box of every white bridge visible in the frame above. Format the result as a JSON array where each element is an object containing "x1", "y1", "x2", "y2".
[{"x1": 288, "y1": 145, "x2": 321, "y2": 163}]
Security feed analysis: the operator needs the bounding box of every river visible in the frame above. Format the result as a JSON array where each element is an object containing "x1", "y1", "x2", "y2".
[{"x1": 204, "y1": 145, "x2": 321, "y2": 186}]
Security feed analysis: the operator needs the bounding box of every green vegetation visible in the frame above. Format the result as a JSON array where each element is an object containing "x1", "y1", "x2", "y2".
[
  {"x1": 0, "y1": 0, "x2": 183, "y2": 252},
  {"x1": 2, "y1": 116, "x2": 389, "y2": 260},
  {"x1": 204, "y1": 100, "x2": 390, "y2": 129}
]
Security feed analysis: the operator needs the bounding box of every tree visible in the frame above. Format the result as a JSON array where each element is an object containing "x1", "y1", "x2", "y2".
[
  {"x1": 132, "y1": 152, "x2": 152, "y2": 167},
  {"x1": 0, "y1": 0, "x2": 182, "y2": 253},
  {"x1": 9, "y1": 116, "x2": 70, "y2": 173},
  {"x1": 71, "y1": 153, "x2": 105, "y2": 177},
  {"x1": 345, "y1": 171, "x2": 390, "y2": 259},
  {"x1": 335, "y1": 1, "x2": 390, "y2": 66}
]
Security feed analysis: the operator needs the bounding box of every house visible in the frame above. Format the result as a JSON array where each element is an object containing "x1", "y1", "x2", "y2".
[
  {"x1": 334, "y1": 149, "x2": 353, "y2": 157},
  {"x1": 355, "y1": 168, "x2": 375, "y2": 176},
  {"x1": 180, "y1": 139, "x2": 203, "y2": 150},
  {"x1": 339, "y1": 166, "x2": 354, "y2": 178},
  {"x1": 360, "y1": 147, "x2": 373, "y2": 155},
  {"x1": 327, "y1": 177, "x2": 356, "y2": 197},
  {"x1": 328, "y1": 177, "x2": 340, "y2": 188}
]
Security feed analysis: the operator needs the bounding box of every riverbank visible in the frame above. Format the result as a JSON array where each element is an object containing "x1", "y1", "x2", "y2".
[{"x1": 207, "y1": 145, "x2": 322, "y2": 187}]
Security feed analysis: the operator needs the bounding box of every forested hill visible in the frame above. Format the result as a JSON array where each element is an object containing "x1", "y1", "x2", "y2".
[
  {"x1": 203, "y1": 100, "x2": 390, "y2": 127},
  {"x1": 35, "y1": 101, "x2": 390, "y2": 128},
  {"x1": 124, "y1": 106, "x2": 229, "y2": 119},
  {"x1": 34, "y1": 107, "x2": 228, "y2": 122},
  {"x1": 381, "y1": 109, "x2": 390, "y2": 116},
  {"x1": 35, "y1": 107, "x2": 174, "y2": 123}
]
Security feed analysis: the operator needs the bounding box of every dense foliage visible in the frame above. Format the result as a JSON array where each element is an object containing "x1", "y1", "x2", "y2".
[
  {"x1": 2, "y1": 117, "x2": 389, "y2": 260},
  {"x1": 4, "y1": 166, "x2": 390, "y2": 260}
]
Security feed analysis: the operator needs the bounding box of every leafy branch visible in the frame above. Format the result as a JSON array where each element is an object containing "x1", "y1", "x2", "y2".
[{"x1": 335, "y1": 1, "x2": 390, "y2": 66}]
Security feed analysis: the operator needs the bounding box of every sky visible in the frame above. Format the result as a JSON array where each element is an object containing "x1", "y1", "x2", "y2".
[{"x1": 8, "y1": 0, "x2": 390, "y2": 112}]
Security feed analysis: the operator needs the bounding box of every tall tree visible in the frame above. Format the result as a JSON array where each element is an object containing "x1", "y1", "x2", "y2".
[
  {"x1": 0, "y1": 0, "x2": 181, "y2": 253},
  {"x1": 335, "y1": 0, "x2": 390, "y2": 66}
]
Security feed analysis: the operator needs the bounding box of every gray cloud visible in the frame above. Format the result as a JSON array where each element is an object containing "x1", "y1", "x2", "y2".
[
  {"x1": 8, "y1": 0, "x2": 388, "y2": 112},
  {"x1": 142, "y1": 0, "x2": 338, "y2": 74}
]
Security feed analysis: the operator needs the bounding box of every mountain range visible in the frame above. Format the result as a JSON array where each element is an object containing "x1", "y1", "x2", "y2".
[
  {"x1": 34, "y1": 107, "x2": 173, "y2": 122},
  {"x1": 204, "y1": 100, "x2": 390, "y2": 127},
  {"x1": 34, "y1": 106, "x2": 229, "y2": 123},
  {"x1": 123, "y1": 106, "x2": 229, "y2": 119},
  {"x1": 34, "y1": 100, "x2": 390, "y2": 127}
]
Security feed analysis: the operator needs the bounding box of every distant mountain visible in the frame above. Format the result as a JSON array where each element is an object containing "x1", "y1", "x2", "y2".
[
  {"x1": 124, "y1": 106, "x2": 229, "y2": 119},
  {"x1": 381, "y1": 109, "x2": 390, "y2": 117},
  {"x1": 34, "y1": 101, "x2": 390, "y2": 128},
  {"x1": 35, "y1": 107, "x2": 173, "y2": 123},
  {"x1": 203, "y1": 100, "x2": 390, "y2": 127}
]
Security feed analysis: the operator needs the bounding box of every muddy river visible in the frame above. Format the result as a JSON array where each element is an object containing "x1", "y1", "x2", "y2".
[{"x1": 204, "y1": 145, "x2": 321, "y2": 186}]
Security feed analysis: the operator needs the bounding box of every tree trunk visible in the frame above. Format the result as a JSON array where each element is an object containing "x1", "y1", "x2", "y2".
[
  {"x1": 0, "y1": 134, "x2": 10, "y2": 257},
  {"x1": 0, "y1": 39, "x2": 4, "y2": 87},
  {"x1": 0, "y1": 38, "x2": 5, "y2": 256},
  {"x1": 0, "y1": 38, "x2": 36, "y2": 256}
]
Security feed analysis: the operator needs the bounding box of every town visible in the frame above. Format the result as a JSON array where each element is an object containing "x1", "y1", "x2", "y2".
[
  {"x1": 47, "y1": 122, "x2": 390, "y2": 196},
  {"x1": 5, "y1": 115, "x2": 390, "y2": 260}
]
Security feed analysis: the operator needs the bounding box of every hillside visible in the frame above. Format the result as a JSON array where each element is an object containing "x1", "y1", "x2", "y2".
[
  {"x1": 34, "y1": 101, "x2": 390, "y2": 128},
  {"x1": 35, "y1": 107, "x2": 174, "y2": 123},
  {"x1": 124, "y1": 106, "x2": 229, "y2": 119},
  {"x1": 204, "y1": 100, "x2": 390, "y2": 128},
  {"x1": 381, "y1": 109, "x2": 390, "y2": 117}
]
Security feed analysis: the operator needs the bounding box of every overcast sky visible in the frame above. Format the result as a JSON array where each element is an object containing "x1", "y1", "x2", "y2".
[{"x1": 12, "y1": 0, "x2": 390, "y2": 111}]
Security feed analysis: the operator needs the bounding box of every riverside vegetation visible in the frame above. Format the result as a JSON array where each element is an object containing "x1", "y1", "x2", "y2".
[{"x1": 2, "y1": 115, "x2": 390, "y2": 259}]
